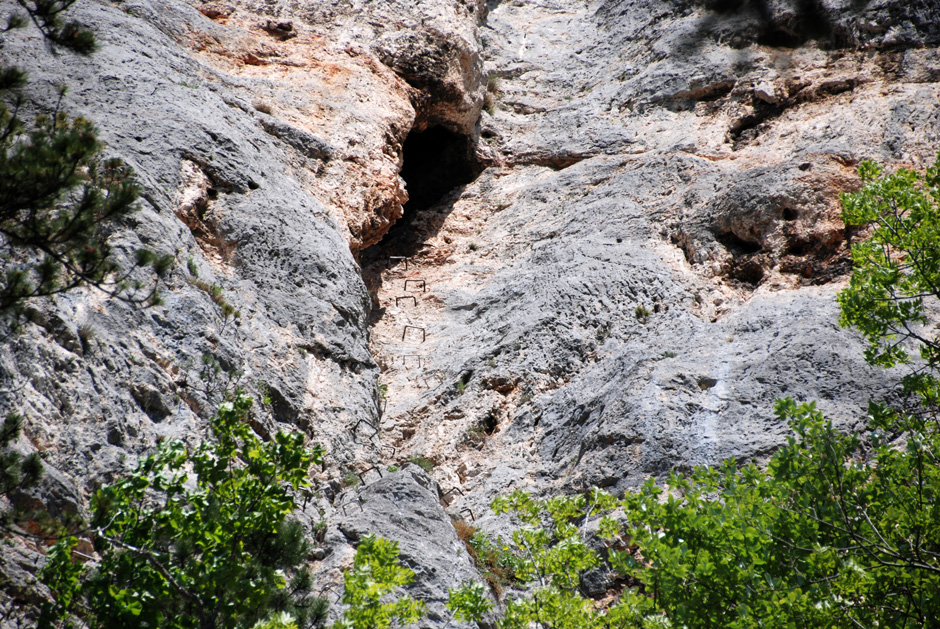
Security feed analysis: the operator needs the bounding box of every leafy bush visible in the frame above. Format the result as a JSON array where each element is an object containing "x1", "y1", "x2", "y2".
[
  {"x1": 490, "y1": 403, "x2": 940, "y2": 629},
  {"x1": 42, "y1": 394, "x2": 326, "y2": 629},
  {"x1": 838, "y1": 153, "x2": 940, "y2": 401},
  {"x1": 406, "y1": 455, "x2": 434, "y2": 474},
  {"x1": 446, "y1": 582, "x2": 492, "y2": 623},
  {"x1": 453, "y1": 520, "x2": 522, "y2": 597},
  {"x1": 332, "y1": 535, "x2": 424, "y2": 629}
]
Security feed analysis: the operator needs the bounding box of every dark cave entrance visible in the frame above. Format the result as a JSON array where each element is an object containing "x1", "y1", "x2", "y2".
[
  {"x1": 361, "y1": 124, "x2": 481, "y2": 319},
  {"x1": 376, "y1": 126, "x2": 482, "y2": 249},
  {"x1": 403, "y1": 126, "x2": 476, "y2": 211}
]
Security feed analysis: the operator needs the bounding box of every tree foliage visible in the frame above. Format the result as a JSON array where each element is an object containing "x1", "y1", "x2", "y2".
[
  {"x1": 838, "y1": 153, "x2": 940, "y2": 400},
  {"x1": 0, "y1": 0, "x2": 170, "y2": 321},
  {"x1": 9, "y1": 1, "x2": 95, "y2": 54},
  {"x1": 489, "y1": 399, "x2": 940, "y2": 628},
  {"x1": 41, "y1": 394, "x2": 327, "y2": 629},
  {"x1": 446, "y1": 582, "x2": 492, "y2": 624},
  {"x1": 0, "y1": 412, "x2": 42, "y2": 529},
  {"x1": 332, "y1": 535, "x2": 425, "y2": 629}
]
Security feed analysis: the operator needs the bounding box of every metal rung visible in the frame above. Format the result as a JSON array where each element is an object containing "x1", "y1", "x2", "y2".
[
  {"x1": 402, "y1": 325, "x2": 426, "y2": 342},
  {"x1": 399, "y1": 354, "x2": 424, "y2": 367},
  {"x1": 352, "y1": 418, "x2": 379, "y2": 438},
  {"x1": 387, "y1": 256, "x2": 408, "y2": 270}
]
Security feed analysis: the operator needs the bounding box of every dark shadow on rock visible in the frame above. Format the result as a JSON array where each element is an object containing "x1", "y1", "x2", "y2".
[{"x1": 629, "y1": 0, "x2": 940, "y2": 60}]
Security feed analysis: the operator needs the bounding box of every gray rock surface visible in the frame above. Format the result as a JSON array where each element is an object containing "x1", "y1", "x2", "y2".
[
  {"x1": 364, "y1": 0, "x2": 939, "y2": 520},
  {"x1": 1, "y1": 0, "x2": 380, "y2": 482},
  {"x1": 1, "y1": 0, "x2": 938, "y2": 624},
  {"x1": 321, "y1": 466, "x2": 491, "y2": 628},
  {"x1": 0, "y1": 0, "x2": 484, "y2": 619}
]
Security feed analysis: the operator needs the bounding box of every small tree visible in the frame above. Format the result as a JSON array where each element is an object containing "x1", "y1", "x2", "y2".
[
  {"x1": 41, "y1": 394, "x2": 326, "y2": 629},
  {"x1": 0, "y1": 0, "x2": 170, "y2": 321},
  {"x1": 488, "y1": 489, "x2": 653, "y2": 629},
  {"x1": 0, "y1": 412, "x2": 42, "y2": 530},
  {"x1": 838, "y1": 153, "x2": 940, "y2": 402},
  {"x1": 332, "y1": 535, "x2": 424, "y2": 629}
]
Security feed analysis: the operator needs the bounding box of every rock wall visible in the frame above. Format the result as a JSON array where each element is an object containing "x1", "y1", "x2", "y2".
[{"x1": 1, "y1": 0, "x2": 938, "y2": 624}]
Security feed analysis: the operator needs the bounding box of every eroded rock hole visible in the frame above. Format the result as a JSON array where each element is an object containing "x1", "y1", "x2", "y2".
[
  {"x1": 716, "y1": 232, "x2": 766, "y2": 285},
  {"x1": 716, "y1": 231, "x2": 762, "y2": 255},
  {"x1": 459, "y1": 370, "x2": 474, "y2": 387},
  {"x1": 401, "y1": 127, "x2": 477, "y2": 211},
  {"x1": 383, "y1": 126, "x2": 480, "y2": 244},
  {"x1": 728, "y1": 259, "x2": 766, "y2": 284},
  {"x1": 482, "y1": 411, "x2": 498, "y2": 435}
]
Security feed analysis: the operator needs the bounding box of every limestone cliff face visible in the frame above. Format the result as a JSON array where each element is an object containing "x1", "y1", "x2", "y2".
[{"x1": 1, "y1": 0, "x2": 938, "y2": 623}]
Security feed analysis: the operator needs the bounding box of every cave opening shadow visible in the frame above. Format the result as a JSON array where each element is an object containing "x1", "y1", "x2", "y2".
[{"x1": 366, "y1": 125, "x2": 481, "y2": 262}]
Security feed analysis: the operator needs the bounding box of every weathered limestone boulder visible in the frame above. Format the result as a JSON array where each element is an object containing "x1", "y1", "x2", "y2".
[{"x1": 321, "y1": 466, "x2": 491, "y2": 628}]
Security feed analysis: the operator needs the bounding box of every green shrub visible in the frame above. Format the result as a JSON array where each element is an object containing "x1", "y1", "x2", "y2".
[
  {"x1": 193, "y1": 279, "x2": 241, "y2": 320},
  {"x1": 42, "y1": 394, "x2": 325, "y2": 629},
  {"x1": 446, "y1": 582, "x2": 492, "y2": 623},
  {"x1": 407, "y1": 455, "x2": 434, "y2": 474},
  {"x1": 452, "y1": 520, "x2": 521, "y2": 597},
  {"x1": 838, "y1": 153, "x2": 940, "y2": 400},
  {"x1": 332, "y1": 535, "x2": 424, "y2": 629},
  {"x1": 342, "y1": 470, "x2": 361, "y2": 488}
]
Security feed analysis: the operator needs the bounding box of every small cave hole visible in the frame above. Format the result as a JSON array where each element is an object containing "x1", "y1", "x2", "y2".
[
  {"x1": 729, "y1": 259, "x2": 766, "y2": 285},
  {"x1": 372, "y1": 125, "x2": 482, "y2": 255},
  {"x1": 754, "y1": 7, "x2": 834, "y2": 50},
  {"x1": 782, "y1": 208, "x2": 799, "y2": 221},
  {"x1": 716, "y1": 231, "x2": 762, "y2": 256},
  {"x1": 698, "y1": 376, "x2": 718, "y2": 390},
  {"x1": 399, "y1": 126, "x2": 479, "y2": 219},
  {"x1": 482, "y1": 411, "x2": 498, "y2": 435},
  {"x1": 361, "y1": 125, "x2": 483, "y2": 322},
  {"x1": 459, "y1": 370, "x2": 474, "y2": 387},
  {"x1": 786, "y1": 239, "x2": 811, "y2": 256}
]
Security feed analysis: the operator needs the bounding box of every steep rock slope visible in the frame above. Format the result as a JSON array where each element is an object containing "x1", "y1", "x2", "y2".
[
  {"x1": 363, "y1": 0, "x2": 940, "y2": 520},
  {"x1": 1, "y1": 0, "x2": 939, "y2": 623},
  {"x1": 0, "y1": 0, "x2": 487, "y2": 620}
]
